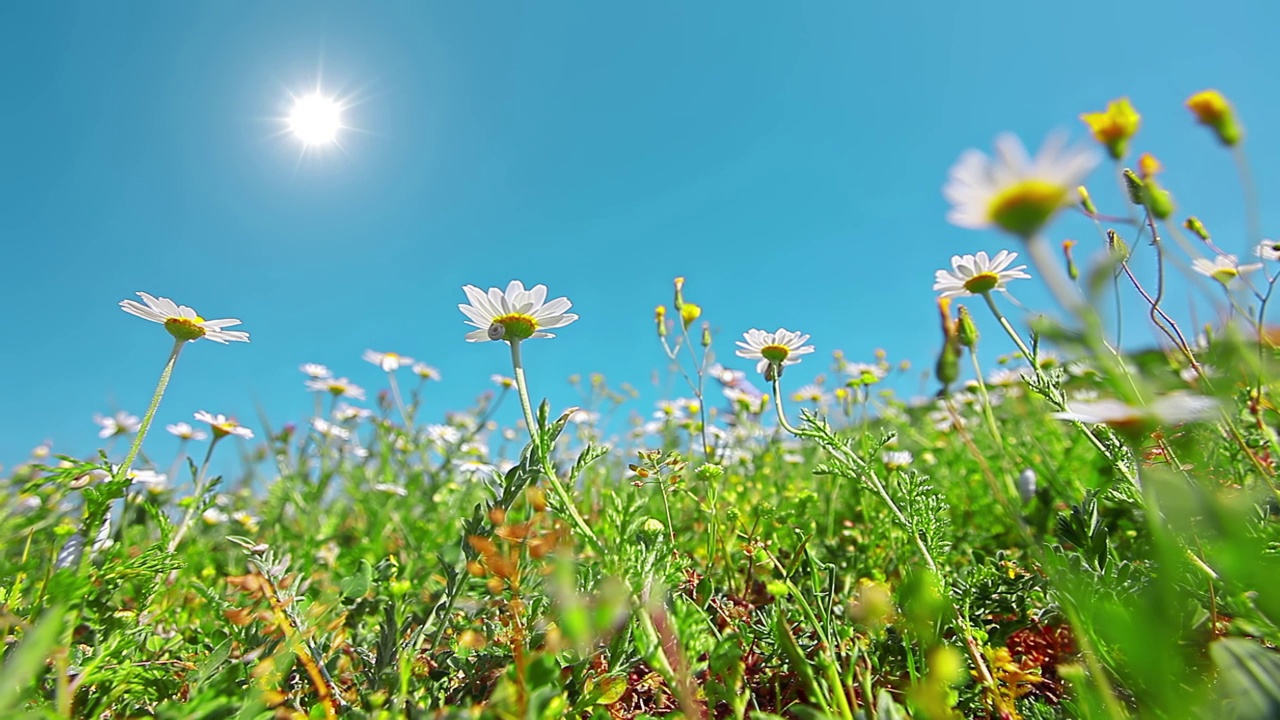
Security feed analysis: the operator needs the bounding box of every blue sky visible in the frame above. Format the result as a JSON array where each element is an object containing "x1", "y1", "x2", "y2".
[{"x1": 2, "y1": 1, "x2": 1277, "y2": 469}]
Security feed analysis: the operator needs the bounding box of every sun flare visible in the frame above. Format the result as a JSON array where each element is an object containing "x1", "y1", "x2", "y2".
[{"x1": 287, "y1": 93, "x2": 343, "y2": 146}]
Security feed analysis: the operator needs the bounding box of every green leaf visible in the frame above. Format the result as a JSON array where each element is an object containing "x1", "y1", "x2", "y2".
[
  {"x1": 0, "y1": 607, "x2": 64, "y2": 714},
  {"x1": 1210, "y1": 637, "x2": 1280, "y2": 719},
  {"x1": 340, "y1": 559, "x2": 374, "y2": 601}
]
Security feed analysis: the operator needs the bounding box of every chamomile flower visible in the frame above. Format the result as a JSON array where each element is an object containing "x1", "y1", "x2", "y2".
[
  {"x1": 306, "y1": 377, "x2": 367, "y2": 401},
  {"x1": 119, "y1": 292, "x2": 249, "y2": 344},
  {"x1": 193, "y1": 411, "x2": 254, "y2": 440},
  {"x1": 735, "y1": 328, "x2": 815, "y2": 379},
  {"x1": 300, "y1": 363, "x2": 331, "y2": 379},
  {"x1": 459, "y1": 281, "x2": 578, "y2": 342},
  {"x1": 412, "y1": 363, "x2": 441, "y2": 381},
  {"x1": 933, "y1": 250, "x2": 1031, "y2": 298},
  {"x1": 364, "y1": 350, "x2": 413, "y2": 372},
  {"x1": 94, "y1": 411, "x2": 140, "y2": 439},
  {"x1": 944, "y1": 133, "x2": 1099, "y2": 237},
  {"x1": 1255, "y1": 240, "x2": 1280, "y2": 262},
  {"x1": 491, "y1": 374, "x2": 517, "y2": 389},
  {"x1": 1051, "y1": 393, "x2": 1217, "y2": 433},
  {"x1": 1191, "y1": 254, "x2": 1262, "y2": 286},
  {"x1": 792, "y1": 384, "x2": 828, "y2": 404},
  {"x1": 882, "y1": 450, "x2": 914, "y2": 470},
  {"x1": 310, "y1": 417, "x2": 351, "y2": 441},
  {"x1": 165, "y1": 422, "x2": 207, "y2": 441}
]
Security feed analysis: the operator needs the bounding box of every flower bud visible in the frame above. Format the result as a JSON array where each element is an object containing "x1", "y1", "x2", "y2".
[
  {"x1": 1078, "y1": 185, "x2": 1097, "y2": 216},
  {"x1": 1107, "y1": 229, "x2": 1130, "y2": 261},
  {"x1": 680, "y1": 302, "x2": 701, "y2": 329},
  {"x1": 1062, "y1": 239, "x2": 1079, "y2": 281},
  {"x1": 1079, "y1": 97, "x2": 1141, "y2": 160},
  {"x1": 1186, "y1": 89, "x2": 1242, "y2": 147},
  {"x1": 956, "y1": 305, "x2": 979, "y2": 349},
  {"x1": 935, "y1": 339, "x2": 961, "y2": 390},
  {"x1": 673, "y1": 277, "x2": 686, "y2": 310},
  {"x1": 1185, "y1": 216, "x2": 1210, "y2": 242},
  {"x1": 1122, "y1": 169, "x2": 1144, "y2": 205},
  {"x1": 654, "y1": 305, "x2": 667, "y2": 337},
  {"x1": 1141, "y1": 179, "x2": 1175, "y2": 220},
  {"x1": 700, "y1": 321, "x2": 712, "y2": 348}
]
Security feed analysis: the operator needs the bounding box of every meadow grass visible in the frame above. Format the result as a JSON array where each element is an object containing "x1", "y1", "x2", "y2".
[{"x1": 4, "y1": 90, "x2": 1280, "y2": 719}]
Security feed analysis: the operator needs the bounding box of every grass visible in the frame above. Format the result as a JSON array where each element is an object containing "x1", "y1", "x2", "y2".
[{"x1": 4, "y1": 92, "x2": 1280, "y2": 719}]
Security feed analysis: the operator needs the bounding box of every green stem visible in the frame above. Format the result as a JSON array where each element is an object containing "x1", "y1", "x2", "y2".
[
  {"x1": 114, "y1": 340, "x2": 185, "y2": 485},
  {"x1": 387, "y1": 372, "x2": 412, "y2": 430},
  {"x1": 168, "y1": 438, "x2": 221, "y2": 552},
  {"x1": 508, "y1": 340, "x2": 601, "y2": 552}
]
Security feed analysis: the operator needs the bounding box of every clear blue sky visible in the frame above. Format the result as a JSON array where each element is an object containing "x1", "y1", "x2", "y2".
[{"x1": 2, "y1": 1, "x2": 1277, "y2": 468}]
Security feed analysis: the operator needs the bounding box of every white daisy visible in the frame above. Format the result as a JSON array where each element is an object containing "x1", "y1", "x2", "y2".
[
  {"x1": 373, "y1": 482, "x2": 408, "y2": 497},
  {"x1": 306, "y1": 376, "x2": 367, "y2": 401},
  {"x1": 364, "y1": 350, "x2": 413, "y2": 372},
  {"x1": 300, "y1": 363, "x2": 331, "y2": 379},
  {"x1": 412, "y1": 362, "x2": 441, "y2": 381},
  {"x1": 792, "y1": 384, "x2": 828, "y2": 404},
  {"x1": 491, "y1": 374, "x2": 517, "y2": 389},
  {"x1": 94, "y1": 411, "x2": 140, "y2": 439},
  {"x1": 119, "y1": 292, "x2": 249, "y2": 344},
  {"x1": 130, "y1": 469, "x2": 169, "y2": 494},
  {"x1": 1192, "y1": 254, "x2": 1263, "y2": 286},
  {"x1": 193, "y1": 411, "x2": 254, "y2": 440},
  {"x1": 844, "y1": 362, "x2": 887, "y2": 386},
  {"x1": 933, "y1": 250, "x2": 1031, "y2": 298},
  {"x1": 944, "y1": 133, "x2": 1099, "y2": 237},
  {"x1": 165, "y1": 421, "x2": 207, "y2": 441},
  {"x1": 1255, "y1": 239, "x2": 1280, "y2": 262},
  {"x1": 333, "y1": 403, "x2": 372, "y2": 422},
  {"x1": 882, "y1": 450, "x2": 914, "y2": 470},
  {"x1": 458, "y1": 281, "x2": 578, "y2": 342},
  {"x1": 425, "y1": 424, "x2": 463, "y2": 445},
  {"x1": 311, "y1": 417, "x2": 351, "y2": 441},
  {"x1": 1051, "y1": 393, "x2": 1217, "y2": 431},
  {"x1": 735, "y1": 328, "x2": 815, "y2": 379}
]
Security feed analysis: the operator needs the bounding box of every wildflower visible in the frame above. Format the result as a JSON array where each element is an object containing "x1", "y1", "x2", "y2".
[
  {"x1": 735, "y1": 328, "x2": 815, "y2": 379},
  {"x1": 845, "y1": 362, "x2": 887, "y2": 386},
  {"x1": 311, "y1": 417, "x2": 351, "y2": 441},
  {"x1": 94, "y1": 411, "x2": 141, "y2": 439},
  {"x1": 1255, "y1": 240, "x2": 1280, "y2": 262},
  {"x1": 1192, "y1": 255, "x2": 1262, "y2": 286},
  {"x1": 792, "y1": 384, "x2": 828, "y2": 404},
  {"x1": 491, "y1": 374, "x2": 517, "y2": 389},
  {"x1": 1079, "y1": 97, "x2": 1141, "y2": 159},
  {"x1": 300, "y1": 363, "x2": 331, "y2": 379},
  {"x1": 944, "y1": 133, "x2": 1099, "y2": 237},
  {"x1": 566, "y1": 409, "x2": 600, "y2": 424},
  {"x1": 232, "y1": 511, "x2": 260, "y2": 532},
  {"x1": 364, "y1": 350, "x2": 413, "y2": 372},
  {"x1": 130, "y1": 469, "x2": 169, "y2": 495},
  {"x1": 373, "y1": 482, "x2": 408, "y2": 496},
  {"x1": 425, "y1": 424, "x2": 462, "y2": 445},
  {"x1": 680, "y1": 303, "x2": 701, "y2": 329},
  {"x1": 933, "y1": 250, "x2": 1031, "y2": 298},
  {"x1": 119, "y1": 292, "x2": 249, "y2": 344},
  {"x1": 456, "y1": 459, "x2": 498, "y2": 478},
  {"x1": 333, "y1": 403, "x2": 372, "y2": 422},
  {"x1": 1186, "y1": 90, "x2": 1242, "y2": 146},
  {"x1": 306, "y1": 376, "x2": 366, "y2": 401},
  {"x1": 193, "y1": 411, "x2": 254, "y2": 440},
  {"x1": 1051, "y1": 393, "x2": 1217, "y2": 434},
  {"x1": 202, "y1": 508, "x2": 230, "y2": 525},
  {"x1": 411, "y1": 362, "x2": 441, "y2": 381},
  {"x1": 458, "y1": 281, "x2": 578, "y2": 342},
  {"x1": 882, "y1": 450, "x2": 914, "y2": 470},
  {"x1": 165, "y1": 422, "x2": 207, "y2": 441}
]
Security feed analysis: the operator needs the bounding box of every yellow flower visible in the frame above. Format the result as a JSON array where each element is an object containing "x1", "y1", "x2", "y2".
[
  {"x1": 1186, "y1": 89, "x2": 1242, "y2": 146},
  {"x1": 1079, "y1": 97, "x2": 1141, "y2": 159}
]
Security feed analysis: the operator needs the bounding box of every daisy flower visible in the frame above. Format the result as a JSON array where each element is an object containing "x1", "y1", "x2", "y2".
[
  {"x1": 845, "y1": 362, "x2": 888, "y2": 386},
  {"x1": 944, "y1": 133, "x2": 1099, "y2": 238},
  {"x1": 94, "y1": 411, "x2": 141, "y2": 439},
  {"x1": 364, "y1": 350, "x2": 413, "y2": 372},
  {"x1": 412, "y1": 363, "x2": 441, "y2": 381},
  {"x1": 735, "y1": 328, "x2": 815, "y2": 379},
  {"x1": 458, "y1": 281, "x2": 578, "y2": 342},
  {"x1": 1051, "y1": 393, "x2": 1217, "y2": 435},
  {"x1": 193, "y1": 411, "x2": 254, "y2": 440},
  {"x1": 491, "y1": 374, "x2": 517, "y2": 389},
  {"x1": 333, "y1": 403, "x2": 373, "y2": 422},
  {"x1": 119, "y1": 292, "x2": 249, "y2": 344},
  {"x1": 1191, "y1": 254, "x2": 1262, "y2": 286},
  {"x1": 1255, "y1": 240, "x2": 1280, "y2": 262},
  {"x1": 306, "y1": 376, "x2": 367, "y2": 401},
  {"x1": 792, "y1": 384, "x2": 828, "y2": 404},
  {"x1": 311, "y1": 417, "x2": 351, "y2": 441},
  {"x1": 300, "y1": 363, "x2": 331, "y2": 379},
  {"x1": 882, "y1": 450, "x2": 914, "y2": 470},
  {"x1": 165, "y1": 422, "x2": 207, "y2": 441},
  {"x1": 933, "y1": 250, "x2": 1031, "y2": 298}
]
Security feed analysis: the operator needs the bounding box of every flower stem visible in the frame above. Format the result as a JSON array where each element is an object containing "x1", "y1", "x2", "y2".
[
  {"x1": 113, "y1": 340, "x2": 184, "y2": 486},
  {"x1": 508, "y1": 340, "x2": 601, "y2": 552},
  {"x1": 168, "y1": 437, "x2": 220, "y2": 553}
]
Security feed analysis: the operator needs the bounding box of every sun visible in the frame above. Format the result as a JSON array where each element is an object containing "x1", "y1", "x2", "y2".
[{"x1": 287, "y1": 93, "x2": 343, "y2": 146}]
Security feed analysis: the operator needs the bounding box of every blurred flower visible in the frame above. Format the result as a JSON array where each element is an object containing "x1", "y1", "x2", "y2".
[
  {"x1": 1192, "y1": 254, "x2": 1262, "y2": 286},
  {"x1": 882, "y1": 450, "x2": 914, "y2": 470},
  {"x1": 456, "y1": 459, "x2": 498, "y2": 478},
  {"x1": 412, "y1": 362, "x2": 441, "y2": 381},
  {"x1": 311, "y1": 417, "x2": 351, "y2": 441},
  {"x1": 736, "y1": 328, "x2": 815, "y2": 379},
  {"x1": 306, "y1": 376, "x2": 367, "y2": 401},
  {"x1": 844, "y1": 362, "x2": 887, "y2": 385},
  {"x1": 373, "y1": 482, "x2": 408, "y2": 496},
  {"x1": 458, "y1": 281, "x2": 578, "y2": 342},
  {"x1": 193, "y1": 411, "x2": 254, "y2": 440},
  {"x1": 1255, "y1": 240, "x2": 1280, "y2": 262},
  {"x1": 933, "y1": 250, "x2": 1031, "y2": 298},
  {"x1": 944, "y1": 133, "x2": 1099, "y2": 237},
  {"x1": 1079, "y1": 97, "x2": 1141, "y2": 159},
  {"x1": 119, "y1": 292, "x2": 249, "y2": 344},
  {"x1": 130, "y1": 469, "x2": 169, "y2": 494},
  {"x1": 426, "y1": 424, "x2": 463, "y2": 445},
  {"x1": 202, "y1": 508, "x2": 229, "y2": 525},
  {"x1": 333, "y1": 403, "x2": 372, "y2": 422},
  {"x1": 364, "y1": 350, "x2": 414, "y2": 372},
  {"x1": 165, "y1": 421, "x2": 207, "y2": 441},
  {"x1": 1052, "y1": 393, "x2": 1217, "y2": 432},
  {"x1": 491, "y1": 374, "x2": 517, "y2": 389},
  {"x1": 94, "y1": 411, "x2": 140, "y2": 439},
  {"x1": 1186, "y1": 89, "x2": 1242, "y2": 146},
  {"x1": 566, "y1": 409, "x2": 600, "y2": 424},
  {"x1": 792, "y1": 384, "x2": 828, "y2": 403},
  {"x1": 300, "y1": 363, "x2": 331, "y2": 379}
]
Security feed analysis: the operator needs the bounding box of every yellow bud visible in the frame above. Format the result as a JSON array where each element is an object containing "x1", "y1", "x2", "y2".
[
  {"x1": 673, "y1": 277, "x2": 686, "y2": 310},
  {"x1": 1187, "y1": 89, "x2": 1242, "y2": 146},
  {"x1": 680, "y1": 302, "x2": 701, "y2": 329},
  {"x1": 654, "y1": 305, "x2": 667, "y2": 338},
  {"x1": 1079, "y1": 97, "x2": 1141, "y2": 159},
  {"x1": 1078, "y1": 185, "x2": 1097, "y2": 215},
  {"x1": 1137, "y1": 152, "x2": 1162, "y2": 179},
  {"x1": 1062, "y1": 239, "x2": 1079, "y2": 281}
]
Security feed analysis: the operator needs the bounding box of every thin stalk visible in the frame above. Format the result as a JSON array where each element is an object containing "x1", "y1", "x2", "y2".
[
  {"x1": 114, "y1": 340, "x2": 185, "y2": 485},
  {"x1": 168, "y1": 438, "x2": 221, "y2": 552}
]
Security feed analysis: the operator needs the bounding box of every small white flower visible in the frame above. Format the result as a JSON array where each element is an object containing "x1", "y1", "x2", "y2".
[
  {"x1": 165, "y1": 422, "x2": 207, "y2": 441},
  {"x1": 412, "y1": 362, "x2": 441, "y2": 381},
  {"x1": 232, "y1": 511, "x2": 260, "y2": 531},
  {"x1": 932, "y1": 250, "x2": 1031, "y2": 298},
  {"x1": 311, "y1": 417, "x2": 351, "y2": 441},
  {"x1": 333, "y1": 403, "x2": 372, "y2": 422},
  {"x1": 306, "y1": 377, "x2": 366, "y2": 400},
  {"x1": 364, "y1": 350, "x2": 413, "y2": 372},
  {"x1": 300, "y1": 363, "x2": 332, "y2": 379},
  {"x1": 944, "y1": 133, "x2": 1099, "y2": 237},
  {"x1": 491, "y1": 374, "x2": 517, "y2": 389},
  {"x1": 119, "y1": 292, "x2": 249, "y2": 344},
  {"x1": 566, "y1": 409, "x2": 599, "y2": 424},
  {"x1": 882, "y1": 450, "x2": 914, "y2": 470},
  {"x1": 844, "y1": 362, "x2": 887, "y2": 385},
  {"x1": 792, "y1": 384, "x2": 828, "y2": 404},
  {"x1": 1255, "y1": 239, "x2": 1280, "y2": 262},
  {"x1": 456, "y1": 459, "x2": 497, "y2": 478},
  {"x1": 735, "y1": 328, "x2": 815, "y2": 379},
  {"x1": 193, "y1": 411, "x2": 254, "y2": 440},
  {"x1": 1192, "y1": 254, "x2": 1262, "y2": 286},
  {"x1": 1052, "y1": 393, "x2": 1217, "y2": 429},
  {"x1": 94, "y1": 411, "x2": 141, "y2": 439},
  {"x1": 130, "y1": 469, "x2": 169, "y2": 494},
  {"x1": 458, "y1": 281, "x2": 578, "y2": 342},
  {"x1": 425, "y1": 424, "x2": 463, "y2": 445},
  {"x1": 202, "y1": 508, "x2": 229, "y2": 525},
  {"x1": 373, "y1": 482, "x2": 408, "y2": 496}
]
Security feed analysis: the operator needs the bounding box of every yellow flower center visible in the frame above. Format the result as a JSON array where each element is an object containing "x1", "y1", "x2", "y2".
[
  {"x1": 986, "y1": 180, "x2": 1069, "y2": 237},
  {"x1": 491, "y1": 313, "x2": 538, "y2": 342},
  {"x1": 164, "y1": 316, "x2": 207, "y2": 342},
  {"x1": 1211, "y1": 268, "x2": 1239, "y2": 284},
  {"x1": 962, "y1": 271, "x2": 1000, "y2": 295},
  {"x1": 760, "y1": 344, "x2": 791, "y2": 364}
]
